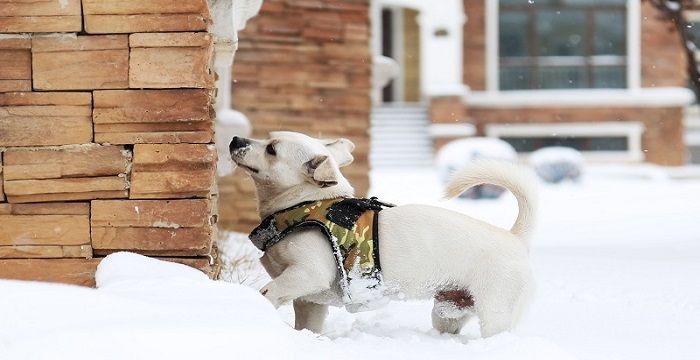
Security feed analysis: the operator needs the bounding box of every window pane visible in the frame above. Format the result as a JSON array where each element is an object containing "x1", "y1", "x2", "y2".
[
  {"x1": 589, "y1": 137, "x2": 628, "y2": 151},
  {"x1": 593, "y1": 66, "x2": 626, "y2": 88},
  {"x1": 501, "y1": 136, "x2": 628, "y2": 152},
  {"x1": 563, "y1": 0, "x2": 626, "y2": 5},
  {"x1": 500, "y1": 0, "x2": 555, "y2": 6},
  {"x1": 537, "y1": 65, "x2": 586, "y2": 88},
  {"x1": 500, "y1": 66, "x2": 532, "y2": 90},
  {"x1": 500, "y1": 0, "x2": 526, "y2": 6},
  {"x1": 537, "y1": 9, "x2": 586, "y2": 56},
  {"x1": 594, "y1": 12, "x2": 626, "y2": 55},
  {"x1": 498, "y1": 0, "x2": 628, "y2": 90},
  {"x1": 688, "y1": 21, "x2": 700, "y2": 48},
  {"x1": 500, "y1": 11, "x2": 531, "y2": 57}
]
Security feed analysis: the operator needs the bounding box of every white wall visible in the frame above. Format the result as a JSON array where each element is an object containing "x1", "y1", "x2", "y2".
[{"x1": 371, "y1": 0, "x2": 469, "y2": 101}]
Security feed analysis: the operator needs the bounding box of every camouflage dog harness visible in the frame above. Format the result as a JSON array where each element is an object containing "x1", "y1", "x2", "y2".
[{"x1": 249, "y1": 197, "x2": 394, "y2": 312}]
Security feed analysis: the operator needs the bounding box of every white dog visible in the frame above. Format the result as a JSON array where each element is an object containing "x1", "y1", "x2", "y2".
[{"x1": 229, "y1": 131, "x2": 537, "y2": 337}]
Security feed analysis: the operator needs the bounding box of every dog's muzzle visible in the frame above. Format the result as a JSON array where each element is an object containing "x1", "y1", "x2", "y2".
[
  {"x1": 229, "y1": 136, "x2": 250, "y2": 155},
  {"x1": 229, "y1": 136, "x2": 258, "y2": 173}
]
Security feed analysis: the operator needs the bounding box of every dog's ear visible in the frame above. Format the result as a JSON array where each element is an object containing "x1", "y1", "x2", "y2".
[
  {"x1": 305, "y1": 155, "x2": 338, "y2": 188},
  {"x1": 322, "y1": 138, "x2": 355, "y2": 167}
]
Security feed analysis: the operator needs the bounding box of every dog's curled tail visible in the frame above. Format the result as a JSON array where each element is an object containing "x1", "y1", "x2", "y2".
[{"x1": 445, "y1": 159, "x2": 539, "y2": 246}]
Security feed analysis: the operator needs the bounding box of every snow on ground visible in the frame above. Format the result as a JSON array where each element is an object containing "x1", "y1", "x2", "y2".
[
  {"x1": 367, "y1": 164, "x2": 700, "y2": 360},
  {"x1": 2, "y1": 164, "x2": 699, "y2": 360},
  {"x1": 0, "y1": 252, "x2": 571, "y2": 360}
]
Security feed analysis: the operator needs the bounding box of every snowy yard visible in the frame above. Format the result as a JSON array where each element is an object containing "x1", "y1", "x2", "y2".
[{"x1": 1, "y1": 164, "x2": 699, "y2": 360}]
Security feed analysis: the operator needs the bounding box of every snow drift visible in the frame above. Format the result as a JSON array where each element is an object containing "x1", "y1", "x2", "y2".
[{"x1": 0, "y1": 252, "x2": 574, "y2": 360}]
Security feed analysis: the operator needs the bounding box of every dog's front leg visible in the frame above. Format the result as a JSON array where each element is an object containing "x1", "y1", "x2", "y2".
[
  {"x1": 293, "y1": 299, "x2": 328, "y2": 332},
  {"x1": 260, "y1": 265, "x2": 329, "y2": 308}
]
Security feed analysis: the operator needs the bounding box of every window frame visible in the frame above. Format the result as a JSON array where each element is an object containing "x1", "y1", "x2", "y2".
[
  {"x1": 498, "y1": 1, "x2": 628, "y2": 90},
  {"x1": 485, "y1": 121, "x2": 645, "y2": 162},
  {"x1": 486, "y1": 0, "x2": 640, "y2": 92}
]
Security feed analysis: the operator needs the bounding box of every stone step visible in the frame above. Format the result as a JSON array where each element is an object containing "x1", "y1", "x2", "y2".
[
  {"x1": 372, "y1": 107, "x2": 427, "y2": 113},
  {"x1": 371, "y1": 122, "x2": 428, "y2": 129},
  {"x1": 370, "y1": 127, "x2": 426, "y2": 138},
  {"x1": 371, "y1": 117, "x2": 429, "y2": 123},
  {"x1": 370, "y1": 105, "x2": 433, "y2": 168}
]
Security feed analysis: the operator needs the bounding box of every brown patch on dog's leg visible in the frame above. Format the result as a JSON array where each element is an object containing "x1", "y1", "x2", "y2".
[
  {"x1": 435, "y1": 289, "x2": 475, "y2": 310},
  {"x1": 432, "y1": 288, "x2": 476, "y2": 334}
]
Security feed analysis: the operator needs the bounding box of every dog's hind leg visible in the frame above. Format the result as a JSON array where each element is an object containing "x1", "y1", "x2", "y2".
[
  {"x1": 477, "y1": 308, "x2": 516, "y2": 338},
  {"x1": 474, "y1": 286, "x2": 521, "y2": 337},
  {"x1": 293, "y1": 299, "x2": 329, "y2": 332},
  {"x1": 473, "y1": 269, "x2": 532, "y2": 337},
  {"x1": 432, "y1": 307, "x2": 475, "y2": 334},
  {"x1": 431, "y1": 289, "x2": 476, "y2": 334}
]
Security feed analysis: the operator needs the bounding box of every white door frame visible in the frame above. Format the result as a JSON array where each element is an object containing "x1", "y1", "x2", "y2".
[{"x1": 371, "y1": 0, "x2": 468, "y2": 103}]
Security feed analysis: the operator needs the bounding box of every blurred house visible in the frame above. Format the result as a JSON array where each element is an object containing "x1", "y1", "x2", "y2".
[
  {"x1": 218, "y1": 0, "x2": 694, "y2": 232},
  {"x1": 372, "y1": 0, "x2": 693, "y2": 167}
]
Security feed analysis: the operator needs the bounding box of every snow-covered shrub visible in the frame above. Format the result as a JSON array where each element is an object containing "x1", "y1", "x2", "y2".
[
  {"x1": 217, "y1": 231, "x2": 270, "y2": 289},
  {"x1": 437, "y1": 137, "x2": 518, "y2": 199},
  {"x1": 529, "y1": 146, "x2": 583, "y2": 184}
]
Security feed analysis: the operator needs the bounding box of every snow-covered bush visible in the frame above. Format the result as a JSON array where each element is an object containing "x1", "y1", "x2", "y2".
[
  {"x1": 529, "y1": 146, "x2": 583, "y2": 184},
  {"x1": 436, "y1": 137, "x2": 518, "y2": 199},
  {"x1": 217, "y1": 231, "x2": 270, "y2": 289}
]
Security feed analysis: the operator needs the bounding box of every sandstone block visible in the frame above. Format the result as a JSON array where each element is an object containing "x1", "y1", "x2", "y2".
[
  {"x1": 0, "y1": 0, "x2": 82, "y2": 32},
  {"x1": 0, "y1": 36, "x2": 31, "y2": 92},
  {"x1": 82, "y1": 0, "x2": 210, "y2": 34},
  {"x1": 91, "y1": 227, "x2": 214, "y2": 256},
  {"x1": 0, "y1": 259, "x2": 100, "y2": 286},
  {"x1": 0, "y1": 92, "x2": 92, "y2": 146},
  {"x1": 0, "y1": 214, "x2": 89, "y2": 246},
  {"x1": 129, "y1": 32, "x2": 214, "y2": 89},
  {"x1": 93, "y1": 89, "x2": 213, "y2": 144},
  {"x1": 0, "y1": 202, "x2": 90, "y2": 215},
  {"x1": 91, "y1": 199, "x2": 212, "y2": 228},
  {"x1": 2, "y1": 145, "x2": 130, "y2": 203},
  {"x1": 32, "y1": 35, "x2": 129, "y2": 90},
  {"x1": 0, "y1": 245, "x2": 92, "y2": 259},
  {"x1": 130, "y1": 144, "x2": 216, "y2": 199},
  {"x1": 3, "y1": 145, "x2": 130, "y2": 180},
  {"x1": 91, "y1": 199, "x2": 216, "y2": 256},
  {"x1": 4, "y1": 178, "x2": 128, "y2": 203}
]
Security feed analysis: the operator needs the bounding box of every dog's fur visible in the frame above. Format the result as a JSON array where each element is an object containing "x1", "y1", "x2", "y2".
[{"x1": 230, "y1": 131, "x2": 537, "y2": 337}]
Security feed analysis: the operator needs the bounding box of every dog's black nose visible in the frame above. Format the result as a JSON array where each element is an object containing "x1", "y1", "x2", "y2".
[{"x1": 229, "y1": 136, "x2": 249, "y2": 153}]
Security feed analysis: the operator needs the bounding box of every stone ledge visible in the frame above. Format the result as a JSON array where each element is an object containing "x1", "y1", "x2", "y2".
[{"x1": 468, "y1": 88, "x2": 695, "y2": 108}]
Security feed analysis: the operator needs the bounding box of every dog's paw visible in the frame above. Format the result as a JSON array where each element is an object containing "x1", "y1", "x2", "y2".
[{"x1": 260, "y1": 282, "x2": 283, "y2": 308}]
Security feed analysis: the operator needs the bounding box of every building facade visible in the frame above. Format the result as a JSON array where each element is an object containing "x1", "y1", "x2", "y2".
[
  {"x1": 218, "y1": 0, "x2": 694, "y2": 233},
  {"x1": 376, "y1": 0, "x2": 693, "y2": 165},
  {"x1": 218, "y1": 0, "x2": 373, "y2": 232}
]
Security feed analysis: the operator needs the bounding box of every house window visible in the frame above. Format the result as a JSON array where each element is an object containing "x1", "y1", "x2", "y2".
[
  {"x1": 501, "y1": 136, "x2": 628, "y2": 152},
  {"x1": 499, "y1": 0, "x2": 627, "y2": 90}
]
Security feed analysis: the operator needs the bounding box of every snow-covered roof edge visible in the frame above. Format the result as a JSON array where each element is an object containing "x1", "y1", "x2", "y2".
[{"x1": 466, "y1": 87, "x2": 694, "y2": 108}]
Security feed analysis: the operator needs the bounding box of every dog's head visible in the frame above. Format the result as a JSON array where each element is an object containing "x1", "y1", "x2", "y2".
[{"x1": 229, "y1": 131, "x2": 355, "y2": 191}]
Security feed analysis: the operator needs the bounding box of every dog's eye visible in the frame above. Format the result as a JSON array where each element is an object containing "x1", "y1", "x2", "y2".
[{"x1": 266, "y1": 143, "x2": 277, "y2": 156}]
